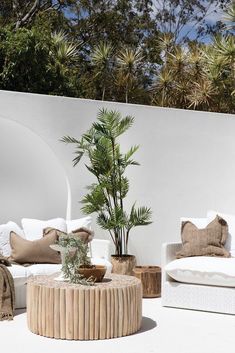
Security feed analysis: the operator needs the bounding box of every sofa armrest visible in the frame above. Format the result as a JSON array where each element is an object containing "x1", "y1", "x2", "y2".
[
  {"x1": 161, "y1": 242, "x2": 182, "y2": 284},
  {"x1": 162, "y1": 242, "x2": 182, "y2": 266},
  {"x1": 89, "y1": 239, "x2": 111, "y2": 261}
]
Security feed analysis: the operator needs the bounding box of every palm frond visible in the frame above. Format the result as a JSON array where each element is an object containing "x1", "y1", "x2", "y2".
[
  {"x1": 91, "y1": 42, "x2": 113, "y2": 66},
  {"x1": 81, "y1": 185, "x2": 106, "y2": 214},
  {"x1": 117, "y1": 116, "x2": 134, "y2": 136},
  {"x1": 60, "y1": 135, "x2": 80, "y2": 144},
  {"x1": 128, "y1": 205, "x2": 152, "y2": 228},
  {"x1": 222, "y1": 2, "x2": 235, "y2": 30},
  {"x1": 72, "y1": 149, "x2": 84, "y2": 166}
]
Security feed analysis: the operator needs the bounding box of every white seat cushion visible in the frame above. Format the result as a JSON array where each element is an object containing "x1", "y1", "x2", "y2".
[
  {"x1": 165, "y1": 256, "x2": 235, "y2": 287},
  {"x1": 8, "y1": 264, "x2": 29, "y2": 287},
  {"x1": 27, "y1": 263, "x2": 62, "y2": 276}
]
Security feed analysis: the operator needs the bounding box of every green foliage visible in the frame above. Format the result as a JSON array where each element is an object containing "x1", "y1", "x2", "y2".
[
  {"x1": 57, "y1": 234, "x2": 94, "y2": 285},
  {"x1": 62, "y1": 109, "x2": 152, "y2": 256},
  {"x1": 152, "y1": 25, "x2": 235, "y2": 113},
  {"x1": 0, "y1": 25, "x2": 78, "y2": 96},
  {"x1": 0, "y1": 0, "x2": 233, "y2": 113}
]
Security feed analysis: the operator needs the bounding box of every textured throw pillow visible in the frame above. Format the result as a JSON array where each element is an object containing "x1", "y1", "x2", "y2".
[
  {"x1": 43, "y1": 227, "x2": 94, "y2": 243},
  {"x1": 9, "y1": 231, "x2": 61, "y2": 264},
  {"x1": 21, "y1": 217, "x2": 67, "y2": 241},
  {"x1": 176, "y1": 215, "x2": 230, "y2": 258},
  {"x1": 207, "y1": 210, "x2": 235, "y2": 256}
]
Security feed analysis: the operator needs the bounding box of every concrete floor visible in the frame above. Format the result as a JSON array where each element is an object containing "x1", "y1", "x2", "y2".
[{"x1": 1, "y1": 298, "x2": 235, "y2": 353}]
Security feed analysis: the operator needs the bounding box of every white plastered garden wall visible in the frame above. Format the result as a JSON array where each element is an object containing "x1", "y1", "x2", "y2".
[{"x1": 0, "y1": 90, "x2": 235, "y2": 265}]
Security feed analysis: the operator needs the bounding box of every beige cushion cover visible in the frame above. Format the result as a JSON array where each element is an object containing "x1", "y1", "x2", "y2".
[
  {"x1": 176, "y1": 215, "x2": 230, "y2": 258},
  {"x1": 43, "y1": 227, "x2": 93, "y2": 243},
  {"x1": 9, "y1": 231, "x2": 61, "y2": 264}
]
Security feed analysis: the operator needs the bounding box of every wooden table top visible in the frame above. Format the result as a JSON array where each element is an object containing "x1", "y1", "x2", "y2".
[{"x1": 27, "y1": 272, "x2": 141, "y2": 290}]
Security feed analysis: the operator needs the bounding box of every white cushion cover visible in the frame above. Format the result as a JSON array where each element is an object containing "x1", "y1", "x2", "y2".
[
  {"x1": 66, "y1": 216, "x2": 92, "y2": 233},
  {"x1": 21, "y1": 217, "x2": 67, "y2": 240},
  {"x1": 180, "y1": 217, "x2": 210, "y2": 229},
  {"x1": 165, "y1": 257, "x2": 235, "y2": 287},
  {"x1": 207, "y1": 210, "x2": 235, "y2": 255},
  {"x1": 8, "y1": 264, "x2": 29, "y2": 287},
  {"x1": 0, "y1": 221, "x2": 25, "y2": 257},
  {"x1": 27, "y1": 263, "x2": 62, "y2": 276}
]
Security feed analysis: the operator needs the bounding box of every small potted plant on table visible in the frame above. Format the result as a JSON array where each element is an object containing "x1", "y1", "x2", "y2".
[
  {"x1": 52, "y1": 228, "x2": 106, "y2": 284},
  {"x1": 62, "y1": 108, "x2": 152, "y2": 275}
]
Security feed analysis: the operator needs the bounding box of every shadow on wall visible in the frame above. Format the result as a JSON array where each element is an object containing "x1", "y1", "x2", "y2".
[{"x1": 0, "y1": 117, "x2": 69, "y2": 224}]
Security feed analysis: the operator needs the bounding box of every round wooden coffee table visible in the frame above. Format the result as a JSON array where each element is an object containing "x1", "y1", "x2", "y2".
[{"x1": 27, "y1": 273, "x2": 142, "y2": 340}]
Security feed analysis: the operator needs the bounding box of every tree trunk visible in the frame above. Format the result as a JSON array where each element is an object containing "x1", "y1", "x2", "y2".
[{"x1": 133, "y1": 266, "x2": 161, "y2": 298}]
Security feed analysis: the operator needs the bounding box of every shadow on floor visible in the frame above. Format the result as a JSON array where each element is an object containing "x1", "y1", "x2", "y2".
[
  {"x1": 136, "y1": 316, "x2": 157, "y2": 334},
  {"x1": 14, "y1": 308, "x2": 26, "y2": 316}
]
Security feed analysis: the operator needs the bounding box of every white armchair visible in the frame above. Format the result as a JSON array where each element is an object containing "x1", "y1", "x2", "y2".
[{"x1": 161, "y1": 242, "x2": 235, "y2": 315}]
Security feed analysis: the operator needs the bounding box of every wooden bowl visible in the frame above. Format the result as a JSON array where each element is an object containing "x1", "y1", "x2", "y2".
[{"x1": 77, "y1": 265, "x2": 107, "y2": 282}]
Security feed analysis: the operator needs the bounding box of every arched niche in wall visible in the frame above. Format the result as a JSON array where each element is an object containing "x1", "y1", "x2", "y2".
[{"x1": 0, "y1": 117, "x2": 69, "y2": 224}]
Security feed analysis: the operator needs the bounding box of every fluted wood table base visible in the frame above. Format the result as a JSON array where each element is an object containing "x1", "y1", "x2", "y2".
[{"x1": 27, "y1": 273, "x2": 142, "y2": 340}]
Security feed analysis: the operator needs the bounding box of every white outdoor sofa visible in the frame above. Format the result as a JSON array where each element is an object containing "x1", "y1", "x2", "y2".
[
  {"x1": 161, "y1": 242, "x2": 235, "y2": 315},
  {"x1": 10, "y1": 239, "x2": 112, "y2": 309}
]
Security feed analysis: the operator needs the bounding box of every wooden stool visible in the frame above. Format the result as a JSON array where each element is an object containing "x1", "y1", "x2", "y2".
[{"x1": 133, "y1": 266, "x2": 161, "y2": 298}]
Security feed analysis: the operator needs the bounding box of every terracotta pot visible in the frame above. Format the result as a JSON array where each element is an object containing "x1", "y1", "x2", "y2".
[
  {"x1": 77, "y1": 265, "x2": 107, "y2": 282},
  {"x1": 111, "y1": 255, "x2": 137, "y2": 275}
]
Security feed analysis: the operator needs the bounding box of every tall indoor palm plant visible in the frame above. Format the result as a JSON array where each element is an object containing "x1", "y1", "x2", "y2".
[{"x1": 62, "y1": 108, "x2": 152, "y2": 274}]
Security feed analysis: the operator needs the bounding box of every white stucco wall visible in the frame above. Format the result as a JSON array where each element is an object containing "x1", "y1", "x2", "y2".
[
  {"x1": 0, "y1": 89, "x2": 235, "y2": 264},
  {"x1": 0, "y1": 117, "x2": 68, "y2": 224}
]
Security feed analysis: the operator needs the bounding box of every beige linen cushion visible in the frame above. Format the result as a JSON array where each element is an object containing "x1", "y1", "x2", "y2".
[
  {"x1": 176, "y1": 215, "x2": 230, "y2": 258},
  {"x1": 43, "y1": 227, "x2": 94, "y2": 243},
  {"x1": 9, "y1": 231, "x2": 61, "y2": 264}
]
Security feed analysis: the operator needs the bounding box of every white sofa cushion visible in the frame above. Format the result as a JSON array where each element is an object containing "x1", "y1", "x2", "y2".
[
  {"x1": 66, "y1": 216, "x2": 92, "y2": 233},
  {"x1": 27, "y1": 263, "x2": 62, "y2": 276},
  {"x1": 207, "y1": 210, "x2": 235, "y2": 255},
  {"x1": 165, "y1": 256, "x2": 235, "y2": 287},
  {"x1": 0, "y1": 221, "x2": 25, "y2": 257},
  {"x1": 22, "y1": 217, "x2": 67, "y2": 240}
]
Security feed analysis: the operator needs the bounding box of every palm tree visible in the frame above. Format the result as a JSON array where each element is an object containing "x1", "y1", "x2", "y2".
[
  {"x1": 91, "y1": 42, "x2": 114, "y2": 101},
  {"x1": 152, "y1": 68, "x2": 174, "y2": 107},
  {"x1": 223, "y1": 2, "x2": 235, "y2": 30},
  {"x1": 167, "y1": 46, "x2": 188, "y2": 79},
  {"x1": 51, "y1": 31, "x2": 79, "y2": 76},
  {"x1": 187, "y1": 80, "x2": 217, "y2": 110},
  {"x1": 158, "y1": 33, "x2": 174, "y2": 64},
  {"x1": 61, "y1": 109, "x2": 152, "y2": 256},
  {"x1": 116, "y1": 48, "x2": 144, "y2": 103}
]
